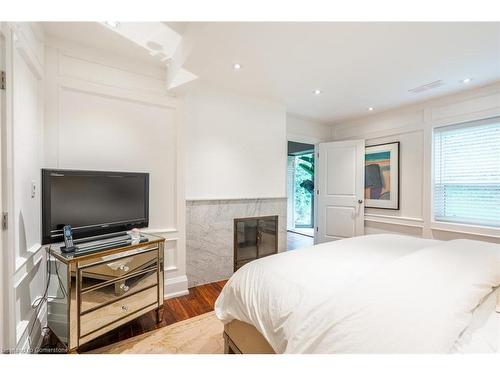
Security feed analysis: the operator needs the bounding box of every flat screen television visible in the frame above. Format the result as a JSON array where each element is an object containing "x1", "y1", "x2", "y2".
[{"x1": 41, "y1": 169, "x2": 149, "y2": 244}]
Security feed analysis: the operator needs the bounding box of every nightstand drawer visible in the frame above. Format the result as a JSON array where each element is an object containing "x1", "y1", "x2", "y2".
[
  {"x1": 79, "y1": 248, "x2": 158, "y2": 283},
  {"x1": 80, "y1": 285, "x2": 158, "y2": 338},
  {"x1": 80, "y1": 267, "x2": 158, "y2": 313}
]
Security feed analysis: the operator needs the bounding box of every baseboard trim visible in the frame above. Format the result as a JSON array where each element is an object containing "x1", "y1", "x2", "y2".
[{"x1": 164, "y1": 275, "x2": 189, "y2": 299}]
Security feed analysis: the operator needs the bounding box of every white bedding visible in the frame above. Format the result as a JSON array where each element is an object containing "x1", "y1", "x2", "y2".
[
  {"x1": 214, "y1": 234, "x2": 500, "y2": 353},
  {"x1": 452, "y1": 287, "x2": 500, "y2": 353}
]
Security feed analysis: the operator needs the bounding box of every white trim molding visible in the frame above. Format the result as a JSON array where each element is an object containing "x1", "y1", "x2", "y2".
[
  {"x1": 186, "y1": 196, "x2": 287, "y2": 202},
  {"x1": 333, "y1": 81, "x2": 500, "y2": 243},
  {"x1": 164, "y1": 275, "x2": 189, "y2": 299},
  {"x1": 2, "y1": 22, "x2": 46, "y2": 352},
  {"x1": 43, "y1": 37, "x2": 188, "y2": 303},
  {"x1": 430, "y1": 221, "x2": 500, "y2": 239},
  {"x1": 364, "y1": 214, "x2": 424, "y2": 229}
]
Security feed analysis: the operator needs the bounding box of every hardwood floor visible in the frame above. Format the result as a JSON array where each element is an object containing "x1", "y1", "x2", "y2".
[
  {"x1": 162, "y1": 280, "x2": 227, "y2": 325},
  {"x1": 45, "y1": 280, "x2": 227, "y2": 353}
]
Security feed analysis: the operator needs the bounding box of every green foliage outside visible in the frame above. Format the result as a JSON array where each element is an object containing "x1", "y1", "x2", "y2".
[{"x1": 294, "y1": 153, "x2": 314, "y2": 227}]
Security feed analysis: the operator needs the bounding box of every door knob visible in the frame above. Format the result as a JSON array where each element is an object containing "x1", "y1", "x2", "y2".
[{"x1": 358, "y1": 199, "x2": 363, "y2": 204}]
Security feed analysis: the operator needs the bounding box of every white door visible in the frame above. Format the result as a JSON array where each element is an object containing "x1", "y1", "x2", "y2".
[{"x1": 316, "y1": 140, "x2": 365, "y2": 243}]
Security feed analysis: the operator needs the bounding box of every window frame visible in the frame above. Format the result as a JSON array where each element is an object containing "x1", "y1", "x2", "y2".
[{"x1": 430, "y1": 116, "x2": 500, "y2": 232}]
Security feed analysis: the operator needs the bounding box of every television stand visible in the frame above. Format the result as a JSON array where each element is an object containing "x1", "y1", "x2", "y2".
[{"x1": 46, "y1": 232, "x2": 165, "y2": 352}]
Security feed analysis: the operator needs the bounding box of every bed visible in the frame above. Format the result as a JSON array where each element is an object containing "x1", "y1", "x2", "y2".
[{"x1": 215, "y1": 234, "x2": 500, "y2": 354}]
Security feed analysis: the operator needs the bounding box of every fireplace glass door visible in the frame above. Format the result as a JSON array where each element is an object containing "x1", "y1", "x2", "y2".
[{"x1": 234, "y1": 215, "x2": 278, "y2": 271}]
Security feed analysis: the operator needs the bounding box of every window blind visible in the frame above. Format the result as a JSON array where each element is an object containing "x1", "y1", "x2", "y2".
[{"x1": 433, "y1": 117, "x2": 500, "y2": 227}]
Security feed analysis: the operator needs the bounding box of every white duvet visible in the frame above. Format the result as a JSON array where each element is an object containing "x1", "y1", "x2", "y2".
[{"x1": 215, "y1": 234, "x2": 500, "y2": 353}]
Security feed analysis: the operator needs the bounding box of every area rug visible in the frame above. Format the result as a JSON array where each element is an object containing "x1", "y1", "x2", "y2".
[{"x1": 89, "y1": 311, "x2": 224, "y2": 354}]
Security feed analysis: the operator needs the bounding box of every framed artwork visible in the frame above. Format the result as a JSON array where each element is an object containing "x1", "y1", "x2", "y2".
[{"x1": 364, "y1": 141, "x2": 400, "y2": 210}]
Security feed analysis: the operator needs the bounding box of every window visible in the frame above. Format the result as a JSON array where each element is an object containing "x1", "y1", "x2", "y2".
[{"x1": 433, "y1": 117, "x2": 500, "y2": 227}]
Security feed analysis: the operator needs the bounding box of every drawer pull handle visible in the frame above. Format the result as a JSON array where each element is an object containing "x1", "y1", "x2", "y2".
[
  {"x1": 119, "y1": 265, "x2": 130, "y2": 272},
  {"x1": 120, "y1": 284, "x2": 130, "y2": 292},
  {"x1": 121, "y1": 305, "x2": 128, "y2": 312}
]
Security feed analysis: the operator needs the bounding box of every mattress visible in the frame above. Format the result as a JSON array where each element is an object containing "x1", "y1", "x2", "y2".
[{"x1": 215, "y1": 234, "x2": 500, "y2": 353}]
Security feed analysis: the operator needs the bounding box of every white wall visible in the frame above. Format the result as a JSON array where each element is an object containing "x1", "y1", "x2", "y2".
[
  {"x1": 287, "y1": 113, "x2": 332, "y2": 144},
  {"x1": 185, "y1": 83, "x2": 287, "y2": 200},
  {"x1": 332, "y1": 82, "x2": 500, "y2": 243},
  {"x1": 43, "y1": 37, "x2": 188, "y2": 298},
  {"x1": 1, "y1": 22, "x2": 46, "y2": 351}
]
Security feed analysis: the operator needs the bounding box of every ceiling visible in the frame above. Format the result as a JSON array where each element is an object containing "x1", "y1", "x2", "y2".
[
  {"x1": 43, "y1": 22, "x2": 166, "y2": 67},
  {"x1": 43, "y1": 22, "x2": 500, "y2": 123}
]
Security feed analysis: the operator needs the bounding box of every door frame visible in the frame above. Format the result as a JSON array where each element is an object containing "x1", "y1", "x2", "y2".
[
  {"x1": 290, "y1": 149, "x2": 315, "y2": 229},
  {"x1": 0, "y1": 21, "x2": 14, "y2": 352},
  {"x1": 0, "y1": 23, "x2": 5, "y2": 352},
  {"x1": 287, "y1": 135, "x2": 319, "y2": 239},
  {"x1": 0, "y1": 22, "x2": 23, "y2": 352}
]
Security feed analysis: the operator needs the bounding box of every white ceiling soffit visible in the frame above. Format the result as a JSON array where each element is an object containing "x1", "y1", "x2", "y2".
[
  {"x1": 101, "y1": 22, "x2": 198, "y2": 89},
  {"x1": 170, "y1": 68, "x2": 199, "y2": 89},
  {"x1": 163, "y1": 23, "x2": 206, "y2": 89}
]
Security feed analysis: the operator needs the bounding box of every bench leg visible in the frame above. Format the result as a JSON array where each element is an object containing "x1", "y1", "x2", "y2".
[
  {"x1": 224, "y1": 335, "x2": 233, "y2": 354},
  {"x1": 223, "y1": 332, "x2": 239, "y2": 354}
]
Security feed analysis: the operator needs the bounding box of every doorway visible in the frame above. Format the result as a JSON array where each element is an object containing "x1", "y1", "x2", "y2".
[{"x1": 287, "y1": 141, "x2": 315, "y2": 249}]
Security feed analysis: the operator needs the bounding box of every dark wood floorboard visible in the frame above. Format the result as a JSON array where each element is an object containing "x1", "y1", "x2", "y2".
[{"x1": 47, "y1": 280, "x2": 227, "y2": 353}]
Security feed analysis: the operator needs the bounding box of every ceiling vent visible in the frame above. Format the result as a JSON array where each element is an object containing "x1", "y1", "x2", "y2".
[{"x1": 408, "y1": 80, "x2": 444, "y2": 94}]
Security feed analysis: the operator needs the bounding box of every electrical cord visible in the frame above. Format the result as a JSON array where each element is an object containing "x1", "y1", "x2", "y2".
[{"x1": 27, "y1": 246, "x2": 67, "y2": 351}]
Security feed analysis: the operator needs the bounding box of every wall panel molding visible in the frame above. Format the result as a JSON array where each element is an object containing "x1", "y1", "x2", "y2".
[
  {"x1": 13, "y1": 244, "x2": 43, "y2": 286},
  {"x1": 364, "y1": 214, "x2": 424, "y2": 228},
  {"x1": 16, "y1": 299, "x2": 46, "y2": 352},
  {"x1": 2, "y1": 22, "x2": 47, "y2": 350},
  {"x1": 45, "y1": 35, "x2": 165, "y2": 81},
  {"x1": 58, "y1": 76, "x2": 177, "y2": 109},
  {"x1": 59, "y1": 52, "x2": 167, "y2": 96},
  {"x1": 430, "y1": 91, "x2": 500, "y2": 123},
  {"x1": 44, "y1": 41, "x2": 188, "y2": 301},
  {"x1": 332, "y1": 82, "x2": 500, "y2": 242}
]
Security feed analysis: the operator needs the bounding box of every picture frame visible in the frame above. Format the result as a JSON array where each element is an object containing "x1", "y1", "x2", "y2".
[{"x1": 364, "y1": 141, "x2": 400, "y2": 210}]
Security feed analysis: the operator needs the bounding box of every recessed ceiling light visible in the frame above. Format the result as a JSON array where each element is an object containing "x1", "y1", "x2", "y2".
[
  {"x1": 460, "y1": 77, "x2": 472, "y2": 84},
  {"x1": 104, "y1": 21, "x2": 120, "y2": 28},
  {"x1": 313, "y1": 89, "x2": 321, "y2": 95},
  {"x1": 233, "y1": 63, "x2": 242, "y2": 70},
  {"x1": 368, "y1": 107, "x2": 374, "y2": 111}
]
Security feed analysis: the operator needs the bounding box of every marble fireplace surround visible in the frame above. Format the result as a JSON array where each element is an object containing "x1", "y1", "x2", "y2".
[{"x1": 186, "y1": 198, "x2": 287, "y2": 287}]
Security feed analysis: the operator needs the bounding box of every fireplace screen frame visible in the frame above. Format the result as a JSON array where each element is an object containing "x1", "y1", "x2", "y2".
[{"x1": 233, "y1": 215, "x2": 278, "y2": 272}]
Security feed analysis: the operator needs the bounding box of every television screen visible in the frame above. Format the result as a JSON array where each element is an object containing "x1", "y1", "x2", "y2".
[{"x1": 42, "y1": 169, "x2": 149, "y2": 244}]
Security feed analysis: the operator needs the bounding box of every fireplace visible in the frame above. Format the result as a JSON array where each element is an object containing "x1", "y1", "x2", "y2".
[{"x1": 233, "y1": 215, "x2": 278, "y2": 271}]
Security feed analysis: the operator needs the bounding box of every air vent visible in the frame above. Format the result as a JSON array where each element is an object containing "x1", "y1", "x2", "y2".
[{"x1": 408, "y1": 80, "x2": 444, "y2": 94}]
